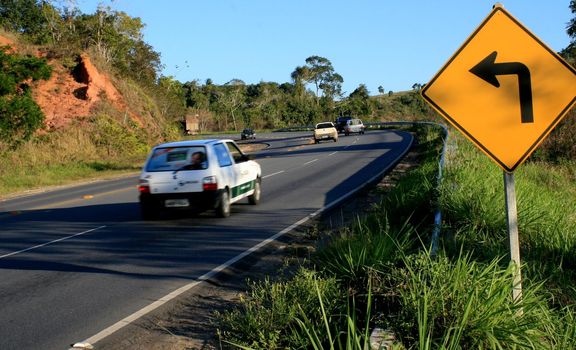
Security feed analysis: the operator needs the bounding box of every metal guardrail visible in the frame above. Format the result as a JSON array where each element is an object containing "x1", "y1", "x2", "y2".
[
  {"x1": 274, "y1": 121, "x2": 450, "y2": 253},
  {"x1": 365, "y1": 121, "x2": 449, "y2": 255}
]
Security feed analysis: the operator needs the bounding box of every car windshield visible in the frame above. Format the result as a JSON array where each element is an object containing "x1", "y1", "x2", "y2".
[
  {"x1": 316, "y1": 123, "x2": 334, "y2": 129},
  {"x1": 146, "y1": 146, "x2": 207, "y2": 172},
  {"x1": 243, "y1": 129, "x2": 252, "y2": 133}
]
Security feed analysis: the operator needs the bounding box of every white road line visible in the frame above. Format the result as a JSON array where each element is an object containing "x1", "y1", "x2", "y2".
[
  {"x1": 329, "y1": 151, "x2": 338, "y2": 156},
  {"x1": 0, "y1": 226, "x2": 107, "y2": 259},
  {"x1": 262, "y1": 170, "x2": 285, "y2": 179},
  {"x1": 304, "y1": 159, "x2": 318, "y2": 165}
]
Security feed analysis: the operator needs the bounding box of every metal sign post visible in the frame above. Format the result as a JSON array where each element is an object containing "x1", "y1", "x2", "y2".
[{"x1": 503, "y1": 172, "x2": 522, "y2": 304}]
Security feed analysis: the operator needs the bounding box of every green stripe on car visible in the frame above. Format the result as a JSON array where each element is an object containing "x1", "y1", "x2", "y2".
[{"x1": 231, "y1": 179, "x2": 255, "y2": 198}]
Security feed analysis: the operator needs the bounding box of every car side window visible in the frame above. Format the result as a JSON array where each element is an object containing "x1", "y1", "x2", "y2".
[
  {"x1": 214, "y1": 143, "x2": 233, "y2": 167},
  {"x1": 226, "y1": 142, "x2": 245, "y2": 163}
]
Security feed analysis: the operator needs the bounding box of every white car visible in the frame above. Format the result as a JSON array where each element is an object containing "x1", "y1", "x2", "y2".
[
  {"x1": 343, "y1": 118, "x2": 365, "y2": 136},
  {"x1": 138, "y1": 139, "x2": 261, "y2": 219},
  {"x1": 314, "y1": 122, "x2": 338, "y2": 143}
]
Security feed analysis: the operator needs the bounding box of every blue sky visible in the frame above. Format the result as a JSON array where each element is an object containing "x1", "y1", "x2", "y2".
[{"x1": 76, "y1": 1, "x2": 574, "y2": 96}]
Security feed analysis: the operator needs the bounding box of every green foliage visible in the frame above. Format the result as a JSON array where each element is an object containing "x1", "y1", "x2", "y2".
[
  {"x1": 441, "y1": 135, "x2": 576, "y2": 290},
  {"x1": 315, "y1": 218, "x2": 414, "y2": 288},
  {"x1": 0, "y1": 48, "x2": 51, "y2": 149},
  {"x1": 375, "y1": 125, "x2": 444, "y2": 228},
  {"x1": 181, "y1": 78, "x2": 324, "y2": 131},
  {"x1": 531, "y1": 109, "x2": 576, "y2": 163},
  {"x1": 295, "y1": 281, "x2": 376, "y2": 350},
  {"x1": 89, "y1": 114, "x2": 149, "y2": 158},
  {"x1": 337, "y1": 84, "x2": 373, "y2": 117},
  {"x1": 216, "y1": 268, "x2": 342, "y2": 350},
  {"x1": 370, "y1": 91, "x2": 437, "y2": 121},
  {"x1": 73, "y1": 6, "x2": 162, "y2": 85},
  {"x1": 389, "y1": 253, "x2": 553, "y2": 349},
  {"x1": 0, "y1": 0, "x2": 49, "y2": 43},
  {"x1": 0, "y1": 94, "x2": 44, "y2": 148}
]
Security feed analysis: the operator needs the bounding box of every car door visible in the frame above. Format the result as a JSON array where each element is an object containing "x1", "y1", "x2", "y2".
[
  {"x1": 225, "y1": 141, "x2": 255, "y2": 201},
  {"x1": 213, "y1": 142, "x2": 237, "y2": 195}
]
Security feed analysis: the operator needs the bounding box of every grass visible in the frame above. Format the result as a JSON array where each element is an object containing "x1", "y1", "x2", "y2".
[
  {"x1": 0, "y1": 120, "x2": 148, "y2": 198},
  {"x1": 215, "y1": 123, "x2": 576, "y2": 349},
  {"x1": 440, "y1": 137, "x2": 576, "y2": 304}
]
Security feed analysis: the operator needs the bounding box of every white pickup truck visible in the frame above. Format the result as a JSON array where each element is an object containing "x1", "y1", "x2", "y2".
[{"x1": 138, "y1": 139, "x2": 261, "y2": 219}]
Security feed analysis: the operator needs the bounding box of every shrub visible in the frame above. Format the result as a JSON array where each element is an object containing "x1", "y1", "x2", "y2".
[
  {"x1": 0, "y1": 94, "x2": 44, "y2": 149},
  {"x1": 0, "y1": 47, "x2": 51, "y2": 149},
  {"x1": 89, "y1": 114, "x2": 149, "y2": 158}
]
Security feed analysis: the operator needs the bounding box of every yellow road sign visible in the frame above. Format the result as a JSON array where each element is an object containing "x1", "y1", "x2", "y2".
[{"x1": 422, "y1": 5, "x2": 576, "y2": 172}]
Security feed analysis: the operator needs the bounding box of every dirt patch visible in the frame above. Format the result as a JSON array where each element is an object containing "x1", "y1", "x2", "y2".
[
  {"x1": 32, "y1": 53, "x2": 144, "y2": 130},
  {"x1": 237, "y1": 142, "x2": 269, "y2": 153},
  {"x1": 96, "y1": 146, "x2": 421, "y2": 350},
  {"x1": 0, "y1": 33, "x2": 142, "y2": 131}
]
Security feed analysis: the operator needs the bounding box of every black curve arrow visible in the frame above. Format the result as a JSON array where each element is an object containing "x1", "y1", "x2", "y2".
[{"x1": 470, "y1": 51, "x2": 534, "y2": 123}]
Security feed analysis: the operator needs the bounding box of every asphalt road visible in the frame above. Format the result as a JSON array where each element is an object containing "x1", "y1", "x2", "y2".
[{"x1": 0, "y1": 130, "x2": 413, "y2": 350}]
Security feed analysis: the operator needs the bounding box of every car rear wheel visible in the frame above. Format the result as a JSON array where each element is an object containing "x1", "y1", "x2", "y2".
[
  {"x1": 216, "y1": 189, "x2": 231, "y2": 217},
  {"x1": 248, "y1": 178, "x2": 261, "y2": 205}
]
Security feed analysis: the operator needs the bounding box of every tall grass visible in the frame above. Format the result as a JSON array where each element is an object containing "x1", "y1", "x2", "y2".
[
  {"x1": 440, "y1": 135, "x2": 576, "y2": 305},
  {"x1": 215, "y1": 268, "x2": 343, "y2": 350},
  {"x1": 215, "y1": 124, "x2": 576, "y2": 349},
  {"x1": 389, "y1": 252, "x2": 552, "y2": 349}
]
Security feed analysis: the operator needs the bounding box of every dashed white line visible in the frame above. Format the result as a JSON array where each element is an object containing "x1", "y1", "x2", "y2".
[
  {"x1": 329, "y1": 151, "x2": 338, "y2": 156},
  {"x1": 0, "y1": 226, "x2": 107, "y2": 259},
  {"x1": 304, "y1": 159, "x2": 318, "y2": 165},
  {"x1": 263, "y1": 170, "x2": 285, "y2": 179}
]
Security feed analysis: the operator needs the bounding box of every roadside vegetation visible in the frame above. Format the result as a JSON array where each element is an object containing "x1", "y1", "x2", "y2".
[{"x1": 215, "y1": 121, "x2": 576, "y2": 349}]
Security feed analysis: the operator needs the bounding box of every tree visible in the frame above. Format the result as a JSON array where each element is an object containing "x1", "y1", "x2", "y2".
[
  {"x1": 291, "y1": 56, "x2": 343, "y2": 102},
  {"x1": 0, "y1": 0, "x2": 49, "y2": 43},
  {"x1": 155, "y1": 76, "x2": 186, "y2": 121},
  {"x1": 221, "y1": 79, "x2": 246, "y2": 130},
  {"x1": 349, "y1": 84, "x2": 370, "y2": 100},
  {"x1": 562, "y1": 1, "x2": 576, "y2": 65},
  {"x1": 378, "y1": 85, "x2": 385, "y2": 94},
  {"x1": 567, "y1": 0, "x2": 576, "y2": 40},
  {"x1": 343, "y1": 84, "x2": 372, "y2": 117}
]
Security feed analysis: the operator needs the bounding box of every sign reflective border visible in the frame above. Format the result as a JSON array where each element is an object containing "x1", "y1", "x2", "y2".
[{"x1": 422, "y1": 5, "x2": 576, "y2": 172}]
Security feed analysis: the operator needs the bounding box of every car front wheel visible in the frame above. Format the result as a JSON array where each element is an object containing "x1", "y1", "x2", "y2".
[
  {"x1": 216, "y1": 189, "x2": 231, "y2": 217},
  {"x1": 248, "y1": 178, "x2": 261, "y2": 205}
]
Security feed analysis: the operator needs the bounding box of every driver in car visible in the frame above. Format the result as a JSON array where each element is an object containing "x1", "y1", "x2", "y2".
[{"x1": 190, "y1": 151, "x2": 205, "y2": 170}]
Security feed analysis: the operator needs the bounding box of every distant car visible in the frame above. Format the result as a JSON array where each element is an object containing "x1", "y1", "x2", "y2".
[
  {"x1": 314, "y1": 122, "x2": 338, "y2": 143},
  {"x1": 241, "y1": 128, "x2": 256, "y2": 140},
  {"x1": 344, "y1": 118, "x2": 365, "y2": 136},
  {"x1": 334, "y1": 116, "x2": 352, "y2": 133},
  {"x1": 138, "y1": 139, "x2": 261, "y2": 219}
]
